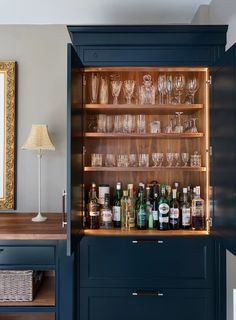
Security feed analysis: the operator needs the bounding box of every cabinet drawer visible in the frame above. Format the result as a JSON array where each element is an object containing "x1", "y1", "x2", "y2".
[
  {"x1": 80, "y1": 236, "x2": 213, "y2": 288},
  {"x1": 0, "y1": 246, "x2": 55, "y2": 266},
  {"x1": 80, "y1": 288, "x2": 214, "y2": 320}
]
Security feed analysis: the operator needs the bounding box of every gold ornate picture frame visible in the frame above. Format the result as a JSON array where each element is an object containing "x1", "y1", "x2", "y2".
[{"x1": 0, "y1": 61, "x2": 16, "y2": 210}]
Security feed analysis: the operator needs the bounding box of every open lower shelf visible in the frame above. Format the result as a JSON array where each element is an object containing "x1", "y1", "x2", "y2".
[
  {"x1": 84, "y1": 132, "x2": 204, "y2": 139},
  {"x1": 84, "y1": 103, "x2": 203, "y2": 115},
  {"x1": 84, "y1": 229, "x2": 209, "y2": 236},
  {"x1": 84, "y1": 166, "x2": 206, "y2": 172},
  {"x1": 0, "y1": 277, "x2": 55, "y2": 307}
]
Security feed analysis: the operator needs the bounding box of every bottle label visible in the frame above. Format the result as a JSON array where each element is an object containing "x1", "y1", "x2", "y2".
[
  {"x1": 159, "y1": 216, "x2": 169, "y2": 223},
  {"x1": 152, "y1": 210, "x2": 158, "y2": 221},
  {"x1": 113, "y1": 206, "x2": 121, "y2": 221},
  {"x1": 159, "y1": 203, "x2": 169, "y2": 214},
  {"x1": 170, "y1": 208, "x2": 179, "y2": 219},
  {"x1": 137, "y1": 210, "x2": 146, "y2": 227},
  {"x1": 89, "y1": 211, "x2": 99, "y2": 217},
  {"x1": 101, "y1": 210, "x2": 112, "y2": 222},
  {"x1": 182, "y1": 208, "x2": 191, "y2": 225}
]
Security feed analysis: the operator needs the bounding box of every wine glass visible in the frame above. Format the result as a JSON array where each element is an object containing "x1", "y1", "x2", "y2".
[
  {"x1": 123, "y1": 80, "x2": 135, "y2": 104},
  {"x1": 90, "y1": 73, "x2": 99, "y2": 103},
  {"x1": 166, "y1": 153, "x2": 174, "y2": 167},
  {"x1": 174, "y1": 153, "x2": 181, "y2": 167},
  {"x1": 190, "y1": 118, "x2": 198, "y2": 133},
  {"x1": 186, "y1": 78, "x2": 199, "y2": 104},
  {"x1": 173, "y1": 74, "x2": 185, "y2": 104},
  {"x1": 111, "y1": 80, "x2": 122, "y2": 104},
  {"x1": 166, "y1": 74, "x2": 173, "y2": 104},
  {"x1": 152, "y1": 153, "x2": 164, "y2": 167},
  {"x1": 174, "y1": 112, "x2": 184, "y2": 133},
  {"x1": 181, "y1": 153, "x2": 189, "y2": 166},
  {"x1": 157, "y1": 74, "x2": 167, "y2": 104}
]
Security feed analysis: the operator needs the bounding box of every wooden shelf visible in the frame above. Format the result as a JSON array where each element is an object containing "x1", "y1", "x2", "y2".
[
  {"x1": 84, "y1": 132, "x2": 204, "y2": 139},
  {"x1": 85, "y1": 166, "x2": 206, "y2": 172},
  {"x1": 84, "y1": 229, "x2": 209, "y2": 236},
  {"x1": 84, "y1": 66, "x2": 208, "y2": 72},
  {"x1": 84, "y1": 103, "x2": 203, "y2": 115},
  {"x1": 0, "y1": 314, "x2": 54, "y2": 320},
  {"x1": 0, "y1": 277, "x2": 55, "y2": 307}
]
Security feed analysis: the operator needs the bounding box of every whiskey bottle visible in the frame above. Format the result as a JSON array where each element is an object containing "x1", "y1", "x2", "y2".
[
  {"x1": 181, "y1": 187, "x2": 191, "y2": 229},
  {"x1": 158, "y1": 185, "x2": 170, "y2": 230},
  {"x1": 192, "y1": 186, "x2": 205, "y2": 230},
  {"x1": 112, "y1": 182, "x2": 122, "y2": 228},
  {"x1": 88, "y1": 183, "x2": 99, "y2": 229},
  {"x1": 127, "y1": 184, "x2": 136, "y2": 229},
  {"x1": 137, "y1": 189, "x2": 147, "y2": 230},
  {"x1": 100, "y1": 193, "x2": 113, "y2": 229},
  {"x1": 169, "y1": 189, "x2": 180, "y2": 230},
  {"x1": 121, "y1": 190, "x2": 129, "y2": 230}
]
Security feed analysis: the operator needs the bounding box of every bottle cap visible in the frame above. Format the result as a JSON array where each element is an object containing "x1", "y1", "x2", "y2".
[
  {"x1": 183, "y1": 187, "x2": 187, "y2": 193},
  {"x1": 116, "y1": 182, "x2": 121, "y2": 190},
  {"x1": 172, "y1": 189, "x2": 177, "y2": 198},
  {"x1": 92, "y1": 183, "x2": 96, "y2": 188},
  {"x1": 127, "y1": 184, "x2": 133, "y2": 189}
]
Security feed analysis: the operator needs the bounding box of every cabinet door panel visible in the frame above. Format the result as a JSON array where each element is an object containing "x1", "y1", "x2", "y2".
[
  {"x1": 80, "y1": 288, "x2": 214, "y2": 320},
  {"x1": 80, "y1": 236, "x2": 213, "y2": 288}
]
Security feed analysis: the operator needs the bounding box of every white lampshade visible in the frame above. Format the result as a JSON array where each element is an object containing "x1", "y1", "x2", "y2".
[{"x1": 22, "y1": 124, "x2": 55, "y2": 151}]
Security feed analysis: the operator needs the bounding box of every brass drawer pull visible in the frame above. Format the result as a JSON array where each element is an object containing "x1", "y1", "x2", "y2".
[
  {"x1": 132, "y1": 291, "x2": 164, "y2": 297},
  {"x1": 132, "y1": 240, "x2": 164, "y2": 244}
]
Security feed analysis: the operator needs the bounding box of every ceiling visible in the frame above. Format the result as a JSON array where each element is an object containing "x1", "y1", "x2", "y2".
[{"x1": 0, "y1": 0, "x2": 212, "y2": 24}]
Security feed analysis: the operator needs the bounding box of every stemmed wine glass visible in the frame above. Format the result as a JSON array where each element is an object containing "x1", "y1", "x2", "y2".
[
  {"x1": 123, "y1": 80, "x2": 135, "y2": 104},
  {"x1": 166, "y1": 74, "x2": 173, "y2": 104},
  {"x1": 174, "y1": 112, "x2": 184, "y2": 133},
  {"x1": 181, "y1": 153, "x2": 189, "y2": 166},
  {"x1": 166, "y1": 153, "x2": 174, "y2": 167},
  {"x1": 190, "y1": 118, "x2": 198, "y2": 133},
  {"x1": 157, "y1": 74, "x2": 167, "y2": 104},
  {"x1": 173, "y1": 74, "x2": 185, "y2": 104},
  {"x1": 152, "y1": 153, "x2": 164, "y2": 167},
  {"x1": 174, "y1": 153, "x2": 181, "y2": 167},
  {"x1": 186, "y1": 78, "x2": 199, "y2": 104},
  {"x1": 111, "y1": 80, "x2": 122, "y2": 104}
]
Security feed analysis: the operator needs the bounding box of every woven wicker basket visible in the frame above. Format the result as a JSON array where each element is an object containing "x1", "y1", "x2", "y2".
[{"x1": 0, "y1": 270, "x2": 43, "y2": 301}]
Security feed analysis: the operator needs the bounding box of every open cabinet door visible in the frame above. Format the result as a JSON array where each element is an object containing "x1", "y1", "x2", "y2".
[
  {"x1": 211, "y1": 43, "x2": 236, "y2": 254},
  {"x1": 66, "y1": 44, "x2": 84, "y2": 256}
]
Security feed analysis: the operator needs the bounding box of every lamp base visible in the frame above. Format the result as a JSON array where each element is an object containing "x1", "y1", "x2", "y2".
[{"x1": 32, "y1": 212, "x2": 47, "y2": 222}]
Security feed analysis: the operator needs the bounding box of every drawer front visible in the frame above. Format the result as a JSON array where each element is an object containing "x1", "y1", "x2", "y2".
[
  {"x1": 80, "y1": 236, "x2": 213, "y2": 288},
  {"x1": 80, "y1": 288, "x2": 214, "y2": 320},
  {"x1": 0, "y1": 246, "x2": 55, "y2": 266}
]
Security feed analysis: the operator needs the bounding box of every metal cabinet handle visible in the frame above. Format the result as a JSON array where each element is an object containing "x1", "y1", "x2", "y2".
[
  {"x1": 132, "y1": 291, "x2": 164, "y2": 297},
  {"x1": 62, "y1": 190, "x2": 67, "y2": 228},
  {"x1": 132, "y1": 240, "x2": 164, "y2": 244}
]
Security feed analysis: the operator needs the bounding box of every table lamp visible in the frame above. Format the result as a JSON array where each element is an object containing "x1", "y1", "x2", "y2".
[{"x1": 22, "y1": 124, "x2": 55, "y2": 222}]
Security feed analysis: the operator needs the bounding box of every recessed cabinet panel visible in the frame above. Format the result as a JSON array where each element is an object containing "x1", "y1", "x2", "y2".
[
  {"x1": 80, "y1": 236, "x2": 213, "y2": 288},
  {"x1": 80, "y1": 288, "x2": 214, "y2": 320}
]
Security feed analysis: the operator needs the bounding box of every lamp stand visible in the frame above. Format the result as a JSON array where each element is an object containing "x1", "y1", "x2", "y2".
[{"x1": 32, "y1": 150, "x2": 47, "y2": 222}]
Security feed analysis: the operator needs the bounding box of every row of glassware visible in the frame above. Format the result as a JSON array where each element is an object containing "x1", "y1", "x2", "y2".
[
  {"x1": 90, "y1": 73, "x2": 199, "y2": 105},
  {"x1": 88, "y1": 113, "x2": 198, "y2": 134},
  {"x1": 91, "y1": 152, "x2": 202, "y2": 168}
]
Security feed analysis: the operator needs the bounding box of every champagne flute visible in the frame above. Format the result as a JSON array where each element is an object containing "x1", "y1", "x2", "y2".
[{"x1": 111, "y1": 80, "x2": 122, "y2": 104}]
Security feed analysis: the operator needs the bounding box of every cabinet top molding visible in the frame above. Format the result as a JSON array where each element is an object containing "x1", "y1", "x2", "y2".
[{"x1": 68, "y1": 25, "x2": 228, "y2": 47}]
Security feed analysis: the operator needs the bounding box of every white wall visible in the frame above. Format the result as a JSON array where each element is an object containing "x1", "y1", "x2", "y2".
[{"x1": 0, "y1": 25, "x2": 70, "y2": 212}]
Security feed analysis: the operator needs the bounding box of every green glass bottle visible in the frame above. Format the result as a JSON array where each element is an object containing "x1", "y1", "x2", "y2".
[
  {"x1": 137, "y1": 189, "x2": 147, "y2": 230},
  {"x1": 158, "y1": 185, "x2": 170, "y2": 230},
  {"x1": 112, "y1": 182, "x2": 122, "y2": 228},
  {"x1": 169, "y1": 189, "x2": 180, "y2": 230}
]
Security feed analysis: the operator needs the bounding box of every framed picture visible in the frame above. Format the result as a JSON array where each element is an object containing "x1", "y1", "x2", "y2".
[{"x1": 0, "y1": 61, "x2": 16, "y2": 210}]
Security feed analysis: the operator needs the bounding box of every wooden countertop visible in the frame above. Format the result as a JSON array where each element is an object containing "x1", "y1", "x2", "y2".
[
  {"x1": 0, "y1": 213, "x2": 66, "y2": 240},
  {"x1": 84, "y1": 229, "x2": 209, "y2": 236}
]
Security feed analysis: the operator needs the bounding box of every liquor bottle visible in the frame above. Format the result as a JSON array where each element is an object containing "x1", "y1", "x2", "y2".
[
  {"x1": 152, "y1": 192, "x2": 159, "y2": 229},
  {"x1": 112, "y1": 182, "x2": 122, "y2": 228},
  {"x1": 127, "y1": 184, "x2": 136, "y2": 229},
  {"x1": 173, "y1": 181, "x2": 180, "y2": 201},
  {"x1": 135, "y1": 182, "x2": 145, "y2": 211},
  {"x1": 121, "y1": 190, "x2": 129, "y2": 230},
  {"x1": 146, "y1": 186, "x2": 153, "y2": 229},
  {"x1": 88, "y1": 183, "x2": 100, "y2": 229},
  {"x1": 166, "y1": 185, "x2": 172, "y2": 204},
  {"x1": 192, "y1": 186, "x2": 205, "y2": 230},
  {"x1": 180, "y1": 187, "x2": 191, "y2": 229},
  {"x1": 169, "y1": 189, "x2": 180, "y2": 229},
  {"x1": 100, "y1": 193, "x2": 113, "y2": 229},
  {"x1": 136, "y1": 189, "x2": 147, "y2": 230},
  {"x1": 158, "y1": 185, "x2": 170, "y2": 230}
]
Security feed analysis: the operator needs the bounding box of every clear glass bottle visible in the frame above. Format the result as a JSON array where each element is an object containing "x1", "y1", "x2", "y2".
[
  {"x1": 88, "y1": 183, "x2": 100, "y2": 229},
  {"x1": 121, "y1": 190, "x2": 129, "y2": 230},
  {"x1": 146, "y1": 187, "x2": 153, "y2": 229},
  {"x1": 169, "y1": 189, "x2": 180, "y2": 230},
  {"x1": 100, "y1": 193, "x2": 113, "y2": 229},
  {"x1": 137, "y1": 189, "x2": 147, "y2": 230},
  {"x1": 181, "y1": 188, "x2": 191, "y2": 229},
  {"x1": 127, "y1": 184, "x2": 136, "y2": 229},
  {"x1": 112, "y1": 182, "x2": 122, "y2": 228},
  {"x1": 139, "y1": 74, "x2": 155, "y2": 104},
  {"x1": 158, "y1": 185, "x2": 170, "y2": 230},
  {"x1": 192, "y1": 186, "x2": 205, "y2": 230}
]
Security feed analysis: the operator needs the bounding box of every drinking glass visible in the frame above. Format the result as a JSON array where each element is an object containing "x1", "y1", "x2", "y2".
[
  {"x1": 122, "y1": 114, "x2": 135, "y2": 133},
  {"x1": 111, "y1": 80, "x2": 122, "y2": 104},
  {"x1": 139, "y1": 75, "x2": 155, "y2": 104},
  {"x1": 97, "y1": 114, "x2": 107, "y2": 133},
  {"x1": 173, "y1": 74, "x2": 185, "y2": 104},
  {"x1": 157, "y1": 74, "x2": 167, "y2": 104},
  {"x1": 152, "y1": 153, "x2": 164, "y2": 167},
  {"x1": 128, "y1": 154, "x2": 138, "y2": 167},
  {"x1": 114, "y1": 115, "x2": 122, "y2": 133},
  {"x1": 166, "y1": 74, "x2": 173, "y2": 104},
  {"x1": 138, "y1": 154, "x2": 149, "y2": 167},
  {"x1": 123, "y1": 80, "x2": 136, "y2": 104},
  {"x1": 174, "y1": 112, "x2": 184, "y2": 133},
  {"x1": 190, "y1": 151, "x2": 201, "y2": 167},
  {"x1": 90, "y1": 73, "x2": 99, "y2": 103},
  {"x1": 190, "y1": 118, "x2": 198, "y2": 133},
  {"x1": 106, "y1": 115, "x2": 114, "y2": 133},
  {"x1": 174, "y1": 153, "x2": 181, "y2": 166},
  {"x1": 99, "y1": 76, "x2": 109, "y2": 104},
  {"x1": 166, "y1": 153, "x2": 174, "y2": 167},
  {"x1": 117, "y1": 154, "x2": 129, "y2": 167},
  {"x1": 149, "y1": 120, "x2": 161, "y2": 133},
  {"x1": 186, "y1": 77, "x2": 199, "y2": 104},
  {"x1": 105, "y1": 154, "x2": 116, "y2": 167},
  {"x1": 91, "y1": 153, "x2": 103, "y2": 167},
  {"x1": 137, "y1": 114, "x2": 146, "y2": 133},
  {"x1": 181, "y1": 152, "x2": 189, "y2": 166}
]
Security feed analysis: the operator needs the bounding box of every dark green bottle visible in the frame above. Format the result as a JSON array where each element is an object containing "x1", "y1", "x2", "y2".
[
  {"x1": 112, "y1": 182, "x2": 122, "y2": 228},
  {"x1": 158, "y1": 185, "x2": 170, "y2": 230},
  {"x1": 137, "y1": 189, "x2": 147, "y2": 230}
]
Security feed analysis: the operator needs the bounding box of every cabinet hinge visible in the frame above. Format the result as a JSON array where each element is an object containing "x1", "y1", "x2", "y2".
[
  {"x1": 83, "y1": 74, "x2": 86, "y2": 86},
  {"x1": 206, "y1": 76, "x2": 212, "y2": 85},
  {"x1": 210, "y1": 146, "x2": 213, "y2": 156}
]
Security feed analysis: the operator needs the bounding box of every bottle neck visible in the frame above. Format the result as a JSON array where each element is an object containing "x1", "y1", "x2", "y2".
[{"x1": 183, "y1": 192, "x2": 188, "y2": 202}]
